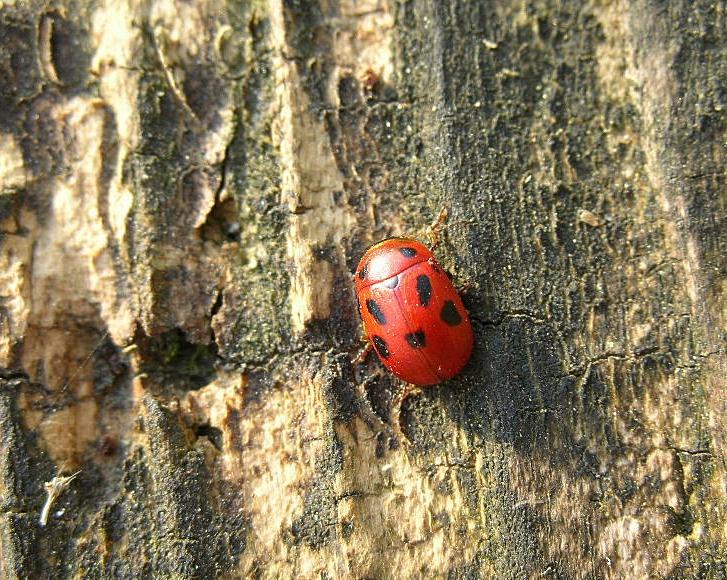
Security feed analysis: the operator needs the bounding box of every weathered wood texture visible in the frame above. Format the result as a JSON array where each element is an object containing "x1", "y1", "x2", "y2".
[{"x1": 1, "y1": 0, "x2": 724, "y2": 578}]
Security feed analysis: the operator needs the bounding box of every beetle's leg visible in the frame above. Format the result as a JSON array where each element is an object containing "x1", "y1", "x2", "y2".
[
  {"x1": 455, "y1": 280, "x2": 478, "y2": 298},
  {"x1": 353, "y1": 341, "x2": 373, "y2": 365},
  {"x1": 427, "y1": 207, "x2": 449, "y2": 251}
]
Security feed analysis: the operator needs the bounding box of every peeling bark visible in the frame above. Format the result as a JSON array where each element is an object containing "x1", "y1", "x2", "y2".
[{"x1": 0, "y1": 0, "x2": 724, "y2": 578}]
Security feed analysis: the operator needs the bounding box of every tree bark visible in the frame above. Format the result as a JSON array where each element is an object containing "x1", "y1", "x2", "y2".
[{"x1": 0, "y1": 0, "x2": 724, "y2": 578}]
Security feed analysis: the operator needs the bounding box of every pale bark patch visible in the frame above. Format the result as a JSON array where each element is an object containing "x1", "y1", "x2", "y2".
[
  {"x1": 0, "y1": 133, "x2": 26, "y2": 192},
  {"x1": 0, "y1": 209, "x2": 34, "y2": 365},
  {"x1": 269, "y1": 0, "x2": 393, "y2": 332}
]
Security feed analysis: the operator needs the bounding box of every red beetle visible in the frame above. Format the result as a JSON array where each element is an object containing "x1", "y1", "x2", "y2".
[{"x1": 354, "y1": 238, "x2": 473, "y2": 386}]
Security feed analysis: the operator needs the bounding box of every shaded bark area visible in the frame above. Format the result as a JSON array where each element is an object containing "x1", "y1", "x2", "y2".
[{"x1": 0, "y1": 0, "x2": 724, "y2": 579}]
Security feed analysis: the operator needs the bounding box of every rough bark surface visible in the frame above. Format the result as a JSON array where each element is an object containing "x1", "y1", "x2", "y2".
[{"x1": 0, "y1": 0, "x2": 724, "y2": 578}]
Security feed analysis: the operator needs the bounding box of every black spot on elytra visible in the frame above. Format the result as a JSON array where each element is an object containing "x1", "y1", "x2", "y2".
[
  {"x1": 366, "y1": 299, "x2": 386, "y2": 325},
  {"x1": 399, "y1": 247, "x2": 417, "y2": 258},
  {"x1": 372, "y1": 335, "x2": 390, "y2": 358},
  {"x1": 417, "y1": 274, "x2": 432, "y2": 307},
  {"x1": 358, "y1": 263, "x2": 368, "y2": 280},
  {"x1": 441, "y1": 301, "x2": 462, "y2": 326},
  {"x1": 405, "y1": 330, "x2": 426, "y2": 348},
  {"x1": 383, "y1": 275, "x2": 399, "y2": 289}
]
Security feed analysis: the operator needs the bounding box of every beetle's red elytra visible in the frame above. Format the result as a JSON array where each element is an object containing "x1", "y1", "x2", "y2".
[{"x1": 354, "y1": 238, "x2": 473, "y2": 386}]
